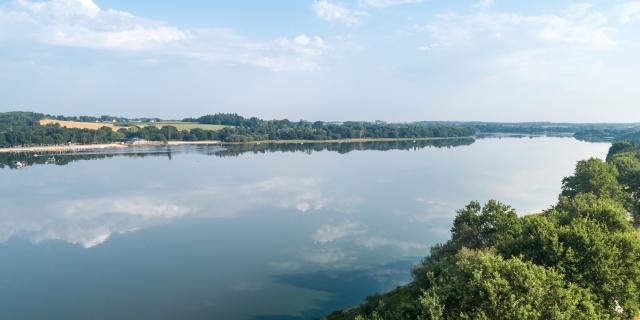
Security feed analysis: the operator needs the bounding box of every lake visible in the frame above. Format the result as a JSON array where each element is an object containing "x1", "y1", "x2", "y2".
[{"x1": 0, "y1": 136, "x2": 609, "y2": 320}]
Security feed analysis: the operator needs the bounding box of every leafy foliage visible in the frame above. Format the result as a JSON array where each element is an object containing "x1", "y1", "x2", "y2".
[
  {"x1": 449, "y1": 200, "x2": 522, "y2": 250},
  {"x1": 561, "y1": 158, "x2": 626, "y2": 203},
  {"x1": 191, "y1": 114, "x2": 476, "y2": 142}
]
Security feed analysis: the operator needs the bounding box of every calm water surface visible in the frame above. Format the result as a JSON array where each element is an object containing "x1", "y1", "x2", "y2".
[{"x1": 0, "y1": 137, "x2": 609, "y2": 319}]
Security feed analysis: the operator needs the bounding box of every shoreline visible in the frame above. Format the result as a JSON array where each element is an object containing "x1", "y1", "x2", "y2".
[{"x1": 0, "y1": 136, "x2": 473, "y2": 154}]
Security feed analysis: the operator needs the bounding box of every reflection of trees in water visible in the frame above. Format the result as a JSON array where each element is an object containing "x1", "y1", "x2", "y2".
[
  {"x1": 0, "y1": 150, "x2": 174, "y2": 170},
  {"x1": 215, "y1": 138, "x2": 475, "y2": 157},
  {"x1": 0, "y1": 138, "x2": 475, "y2": 169}
]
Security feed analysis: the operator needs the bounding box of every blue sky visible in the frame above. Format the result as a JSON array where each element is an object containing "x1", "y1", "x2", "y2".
[{"x1": 1, "y1": 0, "x2": 640, "y2": 122}]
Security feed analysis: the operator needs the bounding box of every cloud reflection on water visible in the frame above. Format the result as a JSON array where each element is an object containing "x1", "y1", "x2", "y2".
[{"x1": 1, "y1": 176, "x2": 335, "y2": 248}]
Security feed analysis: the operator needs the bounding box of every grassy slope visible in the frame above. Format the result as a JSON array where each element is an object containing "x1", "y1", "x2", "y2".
[{"x1": 39, "y1": 119, "x2": 125, "y2": 130}]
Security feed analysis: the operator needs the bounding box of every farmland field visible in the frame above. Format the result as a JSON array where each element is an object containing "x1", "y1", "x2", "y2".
[
  {"x1": 39, "y1": 119, "x2": 124, "y2": 130},
  {"x1": 40, "y1": 119, "x2": 227, "y2": 131}
]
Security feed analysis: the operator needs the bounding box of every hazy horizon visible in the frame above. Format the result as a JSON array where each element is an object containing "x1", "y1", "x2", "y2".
[{"x1": 2, "y1": 0, "x2": 640, "y2": 122}]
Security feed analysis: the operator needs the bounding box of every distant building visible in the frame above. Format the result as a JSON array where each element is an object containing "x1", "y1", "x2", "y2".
[{"x1": 118, "y1": 138, "x2": 149, "y2": 145}]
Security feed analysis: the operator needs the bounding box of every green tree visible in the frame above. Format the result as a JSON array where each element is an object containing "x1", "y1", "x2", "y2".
[
  {"x1": 607, "y1": 141, "x2": 637, "y2": 161},
  {"x1": 450, "y1": 200, "x2": 522, "y2": 250},
  {"x1": 561, "y1": 158, "x2": 625, "y2": 202},
  {"x1": 359, "y1": 250, "x2": 600, "y2": 320}
]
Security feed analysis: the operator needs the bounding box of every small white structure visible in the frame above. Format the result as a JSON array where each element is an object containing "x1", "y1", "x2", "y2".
[{"x1": 120, "y1": 138, "x2": 149, "y2": 145}]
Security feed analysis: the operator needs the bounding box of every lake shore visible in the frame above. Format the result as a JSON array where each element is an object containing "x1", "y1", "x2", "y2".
[
  {"x1": 0, "y1": 136, "x2": 472, "y2": 154},
  {"x1": 0, "y1": 141, "x2": 221, "y2": 153}
]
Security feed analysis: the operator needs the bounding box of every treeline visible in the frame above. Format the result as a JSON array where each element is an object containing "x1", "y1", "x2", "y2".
[
  {"x1": 0, "y1": 112, "x2": 475, "y2": 147},
  {"x1": 0, "y1": 112, "x2": 123, "y2": 146},
  {"x1": 49, "y1": 114, "x2": 162, "y2": 123},
  {"x1": 329, "y1": 141, "x2": 640, "y2": 320},
  {"x1": 188, "y1": 113, "x2": 475, "y2": 142},
  {"x1": 421, "y1": 121, "x2": 640, "y2": 135},
  {"x1": 0, "y1": 112, "x2": 211, "y2": 146},
  {"x1": 575, "y1": 128, "x2": 640, "y2": 144}
]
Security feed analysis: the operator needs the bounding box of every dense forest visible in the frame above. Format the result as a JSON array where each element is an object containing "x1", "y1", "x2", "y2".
[
  {"x1": 0, "y1": 112, "x2": 125, "y2": 146},
  {"x1": 188, "y1": 113, "x2": 476, "y2": 142},
  {"x1": 328, "y1": 141, "x2": 640, "y2": 320},
  {"x1": 0, "y1": 111, "x2": 474, "y2": 147}
]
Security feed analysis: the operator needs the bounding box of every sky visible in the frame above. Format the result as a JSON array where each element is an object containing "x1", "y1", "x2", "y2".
[{"x1": 1, "y1": 0, "x2": 640, "y2": 122}]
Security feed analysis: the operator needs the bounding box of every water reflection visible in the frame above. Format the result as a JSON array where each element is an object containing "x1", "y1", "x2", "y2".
[
  {"x1": 215, "y1": 138, "x2": 475, "y2": 157},
  {"x1": 0, "y1": 137, "x2": 610, "y2": 320},
  {"x1": 1, "y1": 176, "x2": 335, "y2": 248},
  {"x1": 258, "y1": 259, "x2": 416, "y2": 320},
  {"x1": 0, "y1": 138, "x2": 474, "y2": 170}
]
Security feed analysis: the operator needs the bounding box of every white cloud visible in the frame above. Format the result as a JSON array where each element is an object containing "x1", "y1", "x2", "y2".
[
  {"x1": 312, "y1": 0, "x2": 423, "y2": 26},
  {"x1": 305, "y1": 248, "x2": 349, "y2": 264},
  {"x1": 613, "y1": 1, "x2": 640, "y2": 24},
  {"x1": 59, "y1": 196, "x2": 191, "y2": 218},
  {"x1": 0, "y1": 0, "x2": 331, "y2": 71},
  {"x1": 414, "y1": 3, "x2": 640, "y2": 89},
  {"x1": 355, "y1": 236, "x2": 428, "y2": 251},
  {"x1": 407, "y1": 2, "x2": 640, "y2": 111},
  {"x1": 358, "y1": 0, "x2": 423, "y2": 9},
  {"x1": 43, "y1": 25, "x2": 187, "y2": 51},
  {"x1": 271, "y1": 35, "x2": 330, "y2": 71},
  {"x1": 473, "y1": 0, "x2": 494, "y2": 9},
  {"x1": 50, "y1": 196, "x2": 191, "y2": 247},
  {"x1": 312, "y1": 221, "x2": 362, "y2": 244},
  {"x1": 418, "y1": 41, "x2": 451, "y2": 52},
  {"x1": 185, "y1": 29, "x2": 330, "y2": 71},
  {"x1": 312, "y1": 0, "x2": 368, "y2": 26},
  {"x1": 421, "y1": 5, "x2": 620, "y2": 51},
  {"x1": 11, "y1": 0, "x2": 187, "y2": 51},
  {"x1": 0, "y1": 196, "x2": 195, "y2": 248},
  {"x1": 248, "y1": 177, "x2": 329, "y2": 211}
]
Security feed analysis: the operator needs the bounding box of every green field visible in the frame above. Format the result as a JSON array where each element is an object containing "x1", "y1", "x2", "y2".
[{"x1": 120, "y1": 122, "x2": 228, "y2": 131}]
